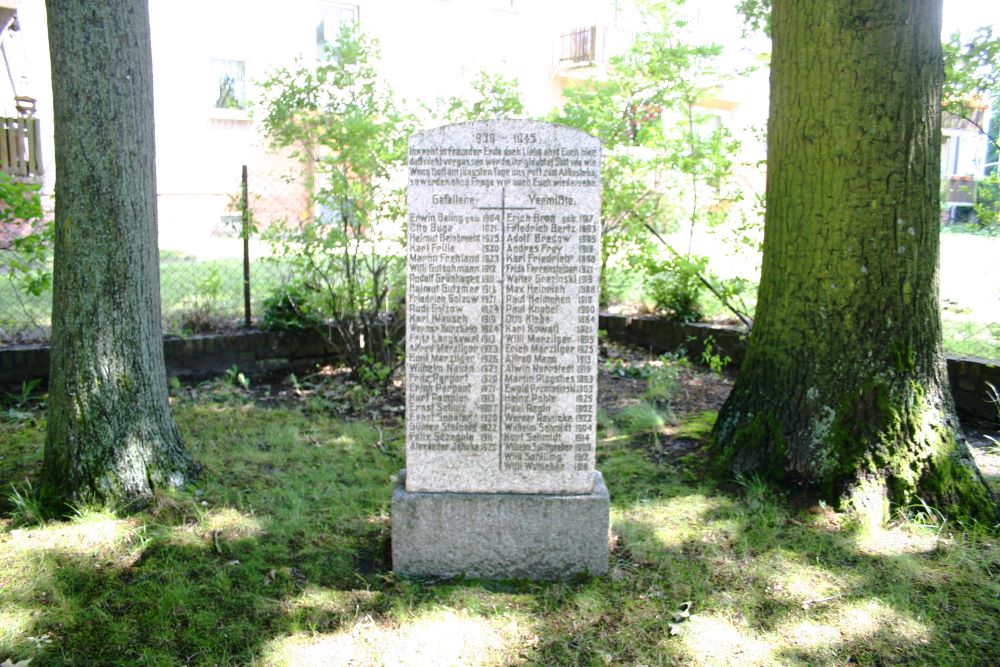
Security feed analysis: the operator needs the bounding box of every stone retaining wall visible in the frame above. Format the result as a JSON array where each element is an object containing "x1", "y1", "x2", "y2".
[
  {"x1": 0, "y1": 329, "x2": 339, "y2": 391},
  {"x1": 946, "y1": 355, "x2": 1000, "y2": 422},
  {"x1": 598, "y1": 314, "x2": 1000, "y2": 423},
  {"x1": 2, "y1": 317, "x2": 997, "y2": 422}
]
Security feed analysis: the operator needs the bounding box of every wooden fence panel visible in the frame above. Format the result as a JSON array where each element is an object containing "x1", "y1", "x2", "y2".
[
  {"x1": 27, "y1": 118, "x2": 41, "y2": 175},
  {"x1": 0, "y1": 118, "x2": 10, "y2": 174},
  {"x1": 0, "y1": 116, "x2": 43, "y2": 179}
]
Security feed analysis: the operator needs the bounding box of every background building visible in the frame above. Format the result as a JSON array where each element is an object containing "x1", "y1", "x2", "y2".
[{"x1": 0, "y1": 0, "x2": 772, "y2": 251}]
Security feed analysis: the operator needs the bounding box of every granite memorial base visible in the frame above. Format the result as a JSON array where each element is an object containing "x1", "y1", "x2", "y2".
[{"x1": 392, "y1": 469, "x2": 610, "y2": 580}]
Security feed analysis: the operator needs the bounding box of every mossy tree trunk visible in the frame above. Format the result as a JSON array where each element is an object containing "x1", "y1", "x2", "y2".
[
  {"x1": 41, "y1": 0, "x2": 197, "y2": 509},
  {"x1": 712, "y1": 0, "x2": 998, "y2": 524}
]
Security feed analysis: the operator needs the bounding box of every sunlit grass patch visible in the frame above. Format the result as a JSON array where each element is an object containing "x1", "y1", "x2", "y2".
[
  {"x1": 615, "y1": 494, "x2": 731, "y2": 554},
  {"x1": 199, "y1": 506, "x2": 266, "y2": 540},
  {"x1": 281, "y1": 587, "x2": 383, "y2": 617},
  {"x1": 262, "y1": 608, "x2": 533, "y2": 667},
  {"x1": 613, "y1": 403, "x2": 669, "y2": 438},
  {"x1": 393, "y1": 587, "x2": 537, "y2": 623},
  {"x1": 776, "y1": 556, "x2": 849, "y2": 602},
  {"x1": 770, "y1": 599, "x2": 931, "y2": 665},
  {"x1": 668, "y1": 409, "x2": 716, "y2": 440},
  {"x1": 2, "y1": 510, "x2": 142, "y2": 562},
  {"x1": 676, "y1": 612, "x2": 774, "y2": 666},
  {"x1": 852, "y1": 521, "x2": 944, "y2": 556},
  {"x1": 0, "y1": 601, "x2": 38, "y2": 654},
  {"x1": 830, "y1": 598, "x2": 931, "y2": 644}
]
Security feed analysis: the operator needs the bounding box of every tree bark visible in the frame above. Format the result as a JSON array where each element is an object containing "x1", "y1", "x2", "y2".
[
  {"x1": 712, "y1": 0, "x2": 998, "y2": 524},
  {"x1": 41, "y1": 0, "x2": 197, "y2": 509}
]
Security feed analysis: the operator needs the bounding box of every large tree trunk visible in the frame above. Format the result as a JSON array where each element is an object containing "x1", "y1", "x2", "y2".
[
  {"x1": 712, "y1": 0, "x2": 998, "y2": 524},
  {"x1": 41, "y1": 0, "x2": 197, "y2": 509}
]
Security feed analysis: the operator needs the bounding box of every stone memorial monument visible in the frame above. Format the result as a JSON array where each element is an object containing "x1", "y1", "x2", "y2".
[{"x1": 391, "y1": 119, "x2": 609, "y2": 579}]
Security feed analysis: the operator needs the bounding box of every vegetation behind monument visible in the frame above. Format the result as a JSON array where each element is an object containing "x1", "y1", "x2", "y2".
[
  {"x1": 256, "y1": 26, "x2": 526, "y2": 389},
  {"x1": 256, "y1": 26, "x2": 412, "y2": 389},
  {"x1": 551, "y1": 1, "x2": 755, "y2": 322}
]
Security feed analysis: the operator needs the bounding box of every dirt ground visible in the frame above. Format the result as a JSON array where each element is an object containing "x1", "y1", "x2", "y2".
[
  {"x1": 597, "y1": 341, "x2": 733, "y2": 415},
  {"x1": 595, "y1": 340, "x2": 1000, "y2": 491}
]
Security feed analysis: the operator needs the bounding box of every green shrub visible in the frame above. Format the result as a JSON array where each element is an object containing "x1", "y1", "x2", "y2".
[
  {"x1": 647, "y1": 254, "x2": 709, "y2": 322},
  {"x1": 260, "y1": 282, "x2": 324, "y2": 332},
  {"x1": 257, "y1": 25, "x2": 409, "y2": 388},
  {"x1": 643, "y1": 357, "x2": 683, "y2": 409},
  {"x1": 0, "y1": 173, "x2": 51, "y2": 330},
  {"x1": 974, "y1": 173, "x2": 999, "y2": 229}
]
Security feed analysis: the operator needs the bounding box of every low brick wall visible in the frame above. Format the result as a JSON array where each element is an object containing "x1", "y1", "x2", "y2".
[
  {"x1": 163, "y1": 330, "x2": 340, "y2": 382},
  {"x1": 0, "y1": 329, "x2": 339, "y2": 392},
  {"x1": 946, "y1": 355, "x2": 1000, "y2": 422},
  {"x1": 599, "y1": 314, "x2": 1000, "y2": 423},
  {"x1": 599, "y1": 315, "x2": 747, "y2": 367}
]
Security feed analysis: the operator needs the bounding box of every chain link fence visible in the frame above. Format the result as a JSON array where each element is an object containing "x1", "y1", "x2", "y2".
[
  {"x1": 157, "y1": 164, "x2": 302, "y2": 336},
  {"x1": 944, "y1": 319, "x2": 1000, "y2": 360},
  {"x1": 0, "y1": 164, "x2": 303, "y2": 346},
  {"x1": 939, "y1": 227, "x2": 1000, "y2": 361}
]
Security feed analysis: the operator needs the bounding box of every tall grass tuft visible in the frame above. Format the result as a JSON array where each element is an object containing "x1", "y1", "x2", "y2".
[
  {"x1": 6, "y1": 479, "x2": 47, "y2": 526},
  {"x1": 614, "y1": 403, "x2": 668, "y2": 439}
]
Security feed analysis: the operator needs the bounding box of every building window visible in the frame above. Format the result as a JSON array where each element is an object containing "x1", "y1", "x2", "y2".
[
  {"x1": 316, "y1": 3, "x2": 359, "y2": 58},
  {"x1": 211, "y1": 59, "x2": 246, "y2": 110}
]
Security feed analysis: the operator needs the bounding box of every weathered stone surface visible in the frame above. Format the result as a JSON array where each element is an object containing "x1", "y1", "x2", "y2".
[
  {"x1": 393, "y1": 119, "x2": 609, "y2": 579},
  {"x1": 405, "y1": 120, "x2": 601, "y2": 494},
  {"x1": 391, "y1": 469, "x2": 609, "y2": 579}
]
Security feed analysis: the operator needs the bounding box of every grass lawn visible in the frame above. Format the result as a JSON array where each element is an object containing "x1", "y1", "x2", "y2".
[{"x1": 2, "y1": 354, "x2": 999, "y2": 666}]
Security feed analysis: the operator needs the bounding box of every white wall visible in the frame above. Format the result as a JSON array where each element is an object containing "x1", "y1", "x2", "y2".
[{"x1": 9, "y1": 0, "x2": 771, "y2": 250}]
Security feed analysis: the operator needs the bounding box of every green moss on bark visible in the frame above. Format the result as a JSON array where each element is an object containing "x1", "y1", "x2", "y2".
[
  {"x1": 713, "y1": 412, "x2": 787, "y2": 480},
  {"x1": 920, "y1": 447, "x2": 1000, "y2": 523},
  {"x1": 715, "y1": 377, "x2": 1000, "y2": 525},
  {"x1": 818, "y1": 380, "x2": 996, "y2": 522}
]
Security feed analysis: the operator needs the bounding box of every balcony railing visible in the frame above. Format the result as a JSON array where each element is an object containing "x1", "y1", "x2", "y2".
[
  {"x1": 558, "y1": 26, "x2": 597, "y2": 65},
  {"x1": 944, "y1": 175, "x2": 976, "y2": 206},
  {"x1": 943, "y1": 107, "x2": 987, "y2": 133},
  {"x1": 1, "y1": 97, "x2": 42, "y2": 180}
]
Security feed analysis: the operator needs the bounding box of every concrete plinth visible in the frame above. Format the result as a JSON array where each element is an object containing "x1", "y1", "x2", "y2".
[{"x1": 391, "y1": 469, "x2": 610, "y2": 580}]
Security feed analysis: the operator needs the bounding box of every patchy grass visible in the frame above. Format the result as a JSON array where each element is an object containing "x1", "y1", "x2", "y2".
[{"x1": 1, "y1": 368, "x2": 1000, "y2": 666}]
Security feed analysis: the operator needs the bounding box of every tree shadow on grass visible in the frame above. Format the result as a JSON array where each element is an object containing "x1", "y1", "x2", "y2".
[
  {"x1": 3, "y1": 494, "x2": 996, "y2": 667},
  {"x1": 477, "y1": 431, "x2": 1000, "y2": 666},
  {"x1": 555, "y1": 502, "x2": 997, "y2": 666},
  {"x1": 2, "y1": 406, "x2": 999, "y2": 666},
  {"x1": 505, "y1": 519, "x2": 990, "y2": 666},
  {"x1": 0, "y1": 520, "x2": 401, "y2": 665}
]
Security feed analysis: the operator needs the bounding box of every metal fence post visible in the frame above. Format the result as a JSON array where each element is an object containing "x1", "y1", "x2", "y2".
[{"x1": 242, "y1": 164, "x2": 252, "y2": 328}]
